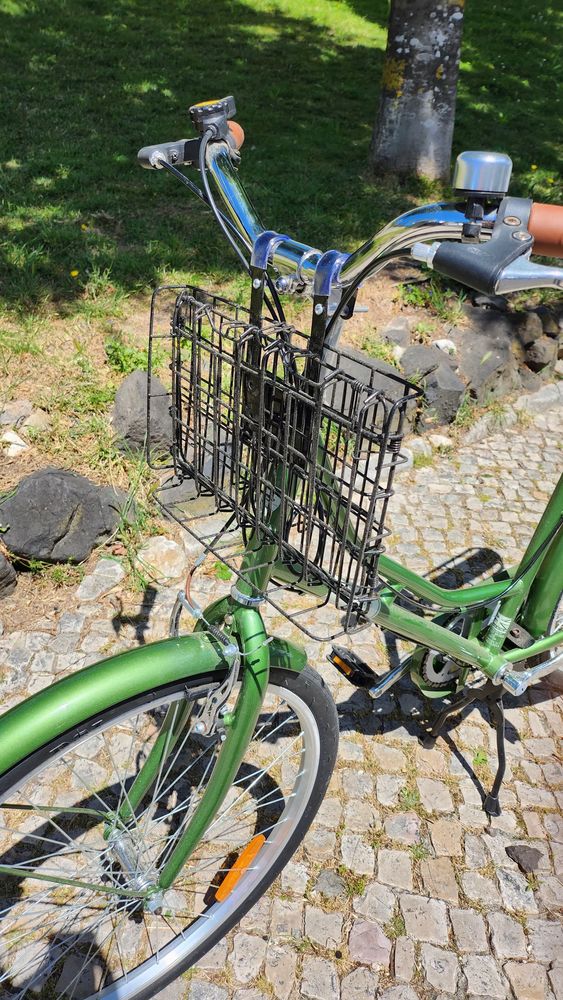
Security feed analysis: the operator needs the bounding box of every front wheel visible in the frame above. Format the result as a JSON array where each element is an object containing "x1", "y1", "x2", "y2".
[{"x1": 0, "y1": 665, "x2": 338, "y2": 999}]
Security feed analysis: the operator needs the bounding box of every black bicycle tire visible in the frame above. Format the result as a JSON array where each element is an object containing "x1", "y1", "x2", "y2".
[{"x1": 0, "y1": 665, "x2": 339, "y2": 1000}]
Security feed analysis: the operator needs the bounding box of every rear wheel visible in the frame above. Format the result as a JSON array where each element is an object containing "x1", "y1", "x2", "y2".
[{"x1": 0, "y1": 665, "x2": 338, "y2": 999}]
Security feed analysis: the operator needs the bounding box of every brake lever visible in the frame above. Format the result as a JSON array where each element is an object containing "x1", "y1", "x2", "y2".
[{"x1": 137, "y1": 138, "x2": 201, "y2": 170}]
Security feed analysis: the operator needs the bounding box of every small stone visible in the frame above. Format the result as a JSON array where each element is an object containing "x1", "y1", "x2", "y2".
[
  {"x1": 341, "y1": 967, "x2": 379, "y2": 1000},
  {"x1": 504, "y1": 961, "x2": 547, "y2": 1000},
  {"x1": 189, "y1": 983, "x2": 228, "y2": 1000},
  {"x1": 340, "y1": 834, "x2": 375, "y2": 875},
  {"x1": 464, "y1": 955, "x2": 507, "y2": 998},
  {"x1": 450, "y1": 907, "x2": 488, "y2": 953},
  {"x1": 427, "y1": 433, "x2": 454, "y2": 449},
  {"x1": 421, "y1": 944, "x2": 458, "y2": 994},
  {"x1": 282, "y1": 862, "x2": 309, "y2": 895},
  {"x1": 353, "y1": 881, "x2": 395, "y2": 923},
  {"x1": 301, "y1": 957, "x2": 339, "y2": 1000},
  {"x1": 305, "y1": 906, "x2": 343, "y2": 950},
  {"x1": 265, "y1": 944, "x2": 296, "y2": 1000},
  {"x1": 393, "y1": 938, "x2": 415, "y2": 982},
  {"x1": 429, "y1": 818, "x2": 462, "y2": 857},
  {"x1": 76, "y1": 559, "x2": 125, "y2": 601},
  {"x1": 229, "y1": 933, "x2": 267, "y2": 984},
  {"x1": 416, "y1": 777, "x2": 453, "y2": 813},
  {"x1": 505, "y1": 843, "x2": 544, "y2": 873},
  {"x1": 348, "y1": 919, "x2": 391, "y2": 968},
  {"x1": 461, "y1": 870, "x2": 501, "y2": 907},
  {"x1": 400, "y1": 894, "x2": 449, "y2": 945},
  {"x1": 0, "y1": 553, "x2": 17, "y2": 599},
  {"x1": 21, "y1": 409, "x2": 51, "y2": 433},
  {"x1": 488, "y1": 911, "x2": 527, "y2": 959},
  {"x1": 312, "y1": 870, "x2": 347, "y2": 901},
  {"x1": 433, "y1": 338, "x2": 457, "y2": 356},
  {"x1": 497, "y1": 867, "x2": 538, "y2": 914},
  {"x1": 378, "y1": 849, "x2": 413, "y2": 890},
  {"x1": 420, "y1": 857, "x2": 459, "y2": 904},
  {"x1": 527, "y1": 919, "x2": 563, "y2": 963},
  {"x1": 376, "y1": 774, "x2": 403, "y2": 806},
  {"x1": 384, "y1": 812, "x2": 420, "y2": 845},
  {"x1": 1, "y1": 429, "x2": 29, "y2": 456},
  {"x1": 0, "y1": 398, "x2": 33, "y2": 426}
]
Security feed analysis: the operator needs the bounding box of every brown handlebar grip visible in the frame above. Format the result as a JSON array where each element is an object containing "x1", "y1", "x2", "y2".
[
  {"x1": 529, "y1": 202, "x2": 563, "y2": 258},
  {"x1": 227, "y1": 121, "x2": 245, "y2": 151}
]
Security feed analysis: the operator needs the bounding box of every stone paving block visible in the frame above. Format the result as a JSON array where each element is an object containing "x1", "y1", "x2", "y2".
[
  {"x1": 341, "y1": 768, "x2": 374, "y2": 799},
  {"x1": 270, "y1": 899, "x2": 303, "y2": 941},
  {"x1": 464, "y1": 833, "x2": 487, "y2": 868},
  {"x1": 304, "y1": 906, "x2": 343, "y2": 949},
  {"x1": 416, "y1": 777, "x2": 453, "y2": 813},
  {"x1": 515, "y1": 781, "x2": 557, "y2": 809},
  {"x1": 229, "y1": 933, "x2": 267, "y2": 984},
  {"x1": 301, "y1": 957, "x2": 339, "y2": 1000},
  {"x1": 341, "y1": 967, "x2": 379, "y2": 1000},
  {"x1": 429, "y1": 818, "x2": 462, "y2": 856},
  {"x1": 463, "y1": 954, "x2": 508, "y2": 998},
  {"x1": 449, "y1": 907, "x2": 489, "y2": 953},
  {"x1": 265, "y1": 943, "x2": 296, "y2": 1000},
  {"x1": 487, "y1": 911, "x2": 527, "y2": 959},
  {"x1": 344, "y1": 799, "x2": 380, "y2": 833},
  {"x1": 497, "y1": 867, "x2": 538, "y2": 914},
  {"x1": 393, "y1": 937, "x2": 415, "y2": 983},
  {"x1": 196, "y1": 939, "x2": 229, "y2": 970},
  {"x1": 189, "y1": 982, "x2": 228, "y2": 1000},
  {"x1": 378, "y1": 988, "x2": 419, "y2": 1000},
  {"x1": 537, "y1": 875, "x2": 563, "y2": 910},
  {"x1": 525, "y1": 737, "x2": 557, "y2": 759},
  {"x1": 376, "y1": 774, "x2": 404, "y2": 807},
  {"x1": 239, "y1": 896, "x2": 271, "y2": 933},
  {"x1": 461, "y1": 870, "x2": 501, "y2": 907},
  {"x1": 415, "y1": 745, "x2": 446, "y2": 776},
  {"x1": 340, "y1": 834, "x2": 375, "y2": 875},
  {"x1": 315, "y1": 796, "x2": 342, "y2": 829},
  {"x1": 281, "y1": 862, "x2": 309, "y2": 895},
  {"x1": 504, "y1": 960, "x2": 548, "y2": 1000},
  {"x1": 420, "y1": 857, "x2": 459, "y2": 904},
  {"x1": 378, "y1": 849, "x2": 413, "y2": 890},
  {"x1": 353, "y1": 881, "x2": 396, "y2": 924},
  {"x1": 304, "y1": 827, "x2": 337, "y2": 860},
  {"x1": 312, "y1": 870, "x2": 347, "y2": 902},
  {"x1": 421, "y1": 944, "x2": 459, "y2": 995},
  {"x1": 543, "y1": 813, "x2": 563, "y2": 843},
  {"x1": 400, "y1": 893, "x2": 449, "y2": 945},
  {"x1": 384, "y1": 811, "x2": 420, "y2": 845},
  {"x1": 548, "y1": 964, "x2": 563, "y2": 1000},
  {"x1": 372, "y1": 744, "x2": 407, "y2": 773},
  {"x1": 348, "y1": 919, "x2": 392, "y2": 968},
  {"x1": 527, "y1": 919, "x2": 563, "y2": 963},
  {"x1": 233, "y1": 991, "x2": 268, "y2": 1000}
]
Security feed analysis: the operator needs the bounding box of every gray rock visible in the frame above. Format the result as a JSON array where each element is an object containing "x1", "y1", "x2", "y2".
[
  {"x1": 382, "y1": 316, "x2": 411, "y2": 348},
  {"x1": 450, "y1": 907, "x2": 488, "y2": 953},
  {"x1": 456, "y1": 305, "x2": 522, "y2": 403},
  {"x1": 517, "y1": 310, "x2": 545, "y2": 346},
  {"x1": 527, "y1": 919, "x2": 563, "y2": 963},
  {"x1": 326, "y1": 346, "x2": 417, "y2": 425},
  {"x1": 0, "y1": 468, "x2": 134, "y2": 563},
  {"x1": 112, "y1": 369, "x2": 171, "y2": 454},
  {"x1": 432, "y1": 338, "x2": 457, "y2": 356},
  {"x1": 305, "y1": 906, "x2": 343, "y2": 949},
  {"x1": 265, "y1": 944, "x2": 296, "y2": 1000},
  {"x1": 400, "y1": 894, "x2": 449, "y2": 945},
  {"x1": 341, "y1": 968, "x2": 379, "y2": 1000},
  {"x1": 488, "y1": 911, "x2": 527, "y2": 959},
  {"x1": 0, "y1": 553, "x2": 17, "y2": 598},
  {"x1": 21, "y1": 409, "x2": 51, "y2": 434},
  {"x1": 535, "y1": 304, "x2": 559, "y2": 336},
  {"x1": 353, "y1": 881, "x2": 395, "y2": 924},
  {"x1": 1, "y1": 430, "x2": 29, "y2": 456},
  {"x1": 505, "y1": 843, "x2": 543, "y2": 873},
  {"x1": 0, "y1": 399, "x2": 33, "y2": 426},
  {"x1": 525, "y1": 335, "x2": 557, "y2": 371},
  {"x1": 301, "y1": 957, "x2": 339, "y2": 1000},
  {"x1": 401, "y1": 345, "x2": 464, "y2": 424},
  {"x1": 463, "y1": 955, "x2": 507, "y2": 998},
  {"x1": 497, "y1": 867, "x2": 538, "y2": 914}
]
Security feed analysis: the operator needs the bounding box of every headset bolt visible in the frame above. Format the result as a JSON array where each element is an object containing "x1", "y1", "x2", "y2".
[
  {"x1": 252, "y1": 278, "x2": 261, "y2": 289},
  {"x1": 314, "y1": 303, "x2": 324, "y2": 315},
  {"x1": 194, "y1": 721, "x2": 206, "y2": 734}
]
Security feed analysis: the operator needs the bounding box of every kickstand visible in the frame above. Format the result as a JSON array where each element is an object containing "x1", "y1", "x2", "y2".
[{"x1": 423, "y1": 680, "x2": 506, "y2": 817}]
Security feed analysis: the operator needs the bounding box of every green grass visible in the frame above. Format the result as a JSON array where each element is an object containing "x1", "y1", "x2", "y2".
[{"x1": 0, "y1": 0, "x2": 561, "y2": 323}]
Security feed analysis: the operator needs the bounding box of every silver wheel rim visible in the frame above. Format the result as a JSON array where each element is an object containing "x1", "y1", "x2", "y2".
[{"x1": 0, "y1": 680, "x2": 321, "y2": 998}]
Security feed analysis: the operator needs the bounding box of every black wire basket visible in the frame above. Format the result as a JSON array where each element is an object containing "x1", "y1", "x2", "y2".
[{"x1": 147, "y1": 285, "x2": 421, "y2": 639}]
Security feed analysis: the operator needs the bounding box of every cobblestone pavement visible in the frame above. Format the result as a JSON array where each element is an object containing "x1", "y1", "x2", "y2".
[{"x1": 0, "y1": 402, "x2": 561, "y2": 1000}]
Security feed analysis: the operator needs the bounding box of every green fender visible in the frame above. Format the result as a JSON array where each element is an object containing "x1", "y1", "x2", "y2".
[{"x1": 0, "y1": 632, "x2": 307, "y2": 778}]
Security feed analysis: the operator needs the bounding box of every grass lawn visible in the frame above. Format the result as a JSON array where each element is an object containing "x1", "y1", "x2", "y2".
[{"x1": 0, "y1": 0, "x2": 561, "y2": 489}]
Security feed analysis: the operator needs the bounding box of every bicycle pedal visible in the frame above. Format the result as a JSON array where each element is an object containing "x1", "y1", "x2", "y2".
[{"x1": 328, "y1": 646, "x2": 377, "y2": 688}]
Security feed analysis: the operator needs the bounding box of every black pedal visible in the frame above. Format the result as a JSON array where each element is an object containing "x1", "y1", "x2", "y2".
[{"x1": 328, "y1": 646, "x2": 377, "y2": 688}]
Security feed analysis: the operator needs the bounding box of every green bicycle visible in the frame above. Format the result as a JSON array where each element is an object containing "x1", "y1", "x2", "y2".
[{"x1": 0, "y1": 98, "x2": 561, "y2": 998}]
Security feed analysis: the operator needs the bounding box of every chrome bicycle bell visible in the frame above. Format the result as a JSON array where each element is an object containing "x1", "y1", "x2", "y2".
[{"x1": 453, "y1": 151, "x2": 513, "y2": 198}]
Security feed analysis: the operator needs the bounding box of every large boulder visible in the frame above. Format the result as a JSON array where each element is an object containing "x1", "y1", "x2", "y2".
[
  {"x1": 400, "y1": 345, "x2": 464, "y2": 424},
  {"x1": 0, "y1": 468, "x2": 133, "y2": 563},
  {"x1": 326, "y1": 346, "x2": 418, "y2": 426},
  {"x1": 112, "y1": 370, "x2": 172, "y2": 455},
  {"x1": 0, "y1": 553, "x2": 16, "y2": 598}
]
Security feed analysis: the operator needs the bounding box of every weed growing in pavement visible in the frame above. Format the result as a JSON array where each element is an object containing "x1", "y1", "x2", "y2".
[
  {"x1": 399, "y1": 786, "x2": 421, "y2": 809},
  {"x1": 385, "y1": 912, "x2": 406, "y2": 939},
  {"x1": 398, "y1": 277, "x2": 466, "y2": 325},
  {"x1": 409, "y1": 842, "x2": 430, "y2": 861},
  {"x1": 361, "y1": 332, "x2": 399, "y2": 368},
  {"x1": 337, "y1": 866, "x2": 368, "y2": 898}
]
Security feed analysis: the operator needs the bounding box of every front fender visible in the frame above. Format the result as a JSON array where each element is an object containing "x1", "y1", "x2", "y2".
[{"x1": 0, "y1": 632, "x2": 307, "y2": 777}]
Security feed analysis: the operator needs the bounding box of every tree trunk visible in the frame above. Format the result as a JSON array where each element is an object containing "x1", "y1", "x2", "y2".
[{"x1": 371, "y1": 0, "x2": 465, "y2": 181}]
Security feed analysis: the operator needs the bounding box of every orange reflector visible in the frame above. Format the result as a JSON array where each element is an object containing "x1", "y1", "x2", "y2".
[
  {"x1": 215, "y1": 834, "x2": 266, "y2": 902},
  {"x1": 333, "y1": 655, "x2": 353, "y2": 676}
]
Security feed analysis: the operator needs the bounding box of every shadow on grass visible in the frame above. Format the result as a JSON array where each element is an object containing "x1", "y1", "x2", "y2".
[{"x1": 1, "y1": 0, "x2": 560, "y2": 314}]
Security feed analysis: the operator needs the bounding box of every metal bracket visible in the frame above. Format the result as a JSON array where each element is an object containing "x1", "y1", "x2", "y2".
[
  {"x1": 251, "y1": 230, "x2": 291, "y2": 271},
  {"x1": 309, "y1": 249, "x2": 349, "y2": 360},
  {"x1": 230, "y1": 585, "x2": 266, "y2": 607}
]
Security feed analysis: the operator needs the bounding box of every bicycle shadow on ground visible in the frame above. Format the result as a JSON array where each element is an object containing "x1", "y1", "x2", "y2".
[{"x1": 111, "y1": 583, "x2": 159, "y2": 644}]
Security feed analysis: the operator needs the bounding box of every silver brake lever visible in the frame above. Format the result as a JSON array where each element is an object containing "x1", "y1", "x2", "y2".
[{"x1": 411, "y1": 242, "x2": 563, "y2": 293}]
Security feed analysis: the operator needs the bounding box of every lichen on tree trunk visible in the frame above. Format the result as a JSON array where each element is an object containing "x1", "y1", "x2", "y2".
[{"x1": 371, "y1": 0, "x2": 465, "y2": 181}]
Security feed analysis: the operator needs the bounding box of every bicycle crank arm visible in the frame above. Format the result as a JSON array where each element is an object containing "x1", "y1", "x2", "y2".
[
  {"x1": 368, "y1": 659, "x2": 412, "y2": 699},
  {"x1": 496, "y1": 649, "x2": 563, "y2": 698}
]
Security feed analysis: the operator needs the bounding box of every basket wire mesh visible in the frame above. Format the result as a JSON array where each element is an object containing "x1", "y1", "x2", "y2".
[{"x1": 148, "y1": 285, "x2": 420, "y2": 639}]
